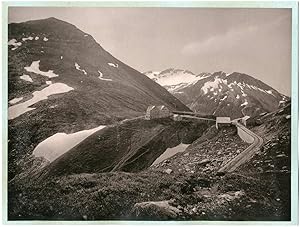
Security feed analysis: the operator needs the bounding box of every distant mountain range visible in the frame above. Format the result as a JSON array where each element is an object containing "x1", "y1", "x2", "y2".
[{"x1": 144, "y1": 68, "x2": 288, "y2": 118}]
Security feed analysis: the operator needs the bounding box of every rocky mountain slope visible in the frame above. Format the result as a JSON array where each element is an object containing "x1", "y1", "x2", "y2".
[
  {"x1": 145, "y1": 69, "x2": 288, "y2": 118},
  {"x1": 8, "y1": 17, "x2": 189, "y2": 180},
  {"x1": 8, "y1": 100, "x2": 291, "y2": 220}
]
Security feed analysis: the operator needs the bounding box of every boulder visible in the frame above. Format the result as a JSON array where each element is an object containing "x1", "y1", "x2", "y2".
[
  {"x1": 165, "y1": 168, "x2": 173, "y2": 174},
  {"x1": 131, "y1": 200, "x2": 181, "y2": 220},
  {"x1": 197, "y1": 159, "x2": 211, "y2": 166}
]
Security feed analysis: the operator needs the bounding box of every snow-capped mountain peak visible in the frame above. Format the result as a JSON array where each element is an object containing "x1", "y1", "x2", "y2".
[{"x1": 144, "y1": 68, "x2": 211, "y2": 92}]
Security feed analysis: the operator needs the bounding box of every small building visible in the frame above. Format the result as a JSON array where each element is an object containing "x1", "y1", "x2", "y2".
[
  {"x1": 157, "y1": 105, "x2": 171, "y2": 118},
  {"x1": 145, "y1": 105, "x2": 171, "y2": 120},
  {"x1": 216, "y1": 117, "x2": 231, "y2": 129},
  {"x1": 232, "y1": 116, "x2": 251, "y2": 127},
  {"x1": 173, "y1": 114, "x2": 183, "y2": 121},
  {"x1": 241, "y1": 116, "x2": 250, "y2": 126},
  {"x1": 145, "y1": 105, "x2": 158, "y2": 120}
]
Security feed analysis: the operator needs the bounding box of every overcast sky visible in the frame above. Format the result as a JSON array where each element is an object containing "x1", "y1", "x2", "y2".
[{"x1": 9, "y1": 7, "x2": 291, "y2": 95}]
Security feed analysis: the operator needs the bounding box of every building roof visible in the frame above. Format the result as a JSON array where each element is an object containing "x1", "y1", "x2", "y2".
[
  {"x1": 157, "y1": 105, "x2": 168, "y2": 110},
  {"x1": 242, "y1": 116, "x2": 251, "y2": 120},
  {"x1": 147, "y1": 105, "x2": 156, "y2": 111},
  {"x1": 216, "y1": 117, "x2": 231, "y2": 123}
]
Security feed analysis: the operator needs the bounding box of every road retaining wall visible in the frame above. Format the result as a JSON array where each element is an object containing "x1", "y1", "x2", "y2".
[{"x1": 237, "y1": 126, "x2": 254, "y2": 144}]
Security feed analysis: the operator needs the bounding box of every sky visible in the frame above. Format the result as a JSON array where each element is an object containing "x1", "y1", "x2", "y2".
[{"x1": 9, "y1": 7, "x2": 291, "y2": 95}]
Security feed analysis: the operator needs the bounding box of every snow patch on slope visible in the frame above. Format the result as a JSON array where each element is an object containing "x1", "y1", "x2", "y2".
[
  {"x1": 220, "y1": 95, "x2": 227, "y2": 101},
  {"x1": 8, "y1": 39, "x2": 22, "y2": 50},
  {"x1": 241, "y1": 100, "x2": 248, "y2": 107},
  {"x1": 24, "y1": 60, "x2": 59, "y2": 78},
  {"x1": 33, "y1": 125, "x2": 106, "y2": 162},
  {"x1": 151, "y1": 143, "x2": 189, "y2": 166},
  {"x1": 8, "y1": 83, "x2": 73, "y2": 120},
  {"x1": 98, "y1": 71, "x2": 112, "y2": 81},
  {"x1": 22, "y1": 36, "x2": 34, "y2": 41},
  {"x1": 20, "y1": 74, "x2": 33, "y2": 83},
  {"x1": 75, "y1": 62, "x2": 87, "y2": 75},
  {"x1": 108, "y1": 63, "x2": 118, "y2": 68},
  {"x1": 202, "y1": 77, "x2": 227, "y2": 94}
]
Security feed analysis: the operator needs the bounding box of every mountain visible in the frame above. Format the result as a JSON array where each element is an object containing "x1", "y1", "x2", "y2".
[
  {"x1": 145, "y1": 70, "x2": 288, "y2": 118},
  {"x1": 144, "y1": 68, "x2": 210, "y2": 93},
  {"x1": 7, "y1": 17, "x2": 190, "y2": 180}
]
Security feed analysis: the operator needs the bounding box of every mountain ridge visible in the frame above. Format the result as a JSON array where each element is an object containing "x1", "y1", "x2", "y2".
[
  {"x1": 8, "y1": 17, "x2": 190, "y2": 180},
  {"x1": 144, "y1": 68, "x2": 288, "y2": 118}
]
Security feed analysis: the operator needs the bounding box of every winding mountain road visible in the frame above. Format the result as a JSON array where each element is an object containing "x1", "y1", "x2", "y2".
[
  {"x1": 171, "y1": 111, "x2": 264, "y2": 174},
  {"x1": 217, "y1": 122, "x2": 264, "y2": 174},
  {"x1": 112, "y1": 112, "x2": 263, "y2": 173}
]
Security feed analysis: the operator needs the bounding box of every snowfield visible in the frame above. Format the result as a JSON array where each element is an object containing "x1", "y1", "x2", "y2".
[
  {"x1": 8, "y1": 83, "x2": 74, "y2": 120},
  {"x1": 24, "y1": 60, "x2": 59, "y2": 78},
  {"x1": 33, "y1": 125, "x2": 106, "y2": 162},
  {"x1": 20, "y1": 74, "x2": 33, "y2": 83},
  {"x1": 155, "y1": 71, "x2": 198, "y2": 86},
  {"x1": 151, "y1": 143, "x2": 189, "y2": 166},
  {"x1": 202, "y1": 77, "x2": 227, "y2": 94}
]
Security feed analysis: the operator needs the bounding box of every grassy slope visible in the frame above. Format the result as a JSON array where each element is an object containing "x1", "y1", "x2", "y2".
[
  {"x1": 8, "y1": 103, "x2": 291, "y2": 220},
  {"x1": 8, "y1": 18, "x2": 190, "y2": 180},
  {"x1": 39, "y1": 118, "x2": 210, "y2": 178}
]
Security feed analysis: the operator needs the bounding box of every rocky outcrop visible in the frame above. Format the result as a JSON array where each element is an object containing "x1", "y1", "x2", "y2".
[{"x1": 131, "y1": 200, "x2": 181, "y2": 220}]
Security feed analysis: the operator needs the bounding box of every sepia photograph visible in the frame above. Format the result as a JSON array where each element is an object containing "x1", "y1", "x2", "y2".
[{"x1": 3, "y1": 1, "x2": 298, "y2": 224}]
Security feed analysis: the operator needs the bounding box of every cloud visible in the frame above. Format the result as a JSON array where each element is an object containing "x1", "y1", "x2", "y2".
[
  {"x1": 181, "y1": 25, "x2": 258, "y2": 56},
  {"x1": 181, "y1": 12, "x2": 290, "y2": 57}
]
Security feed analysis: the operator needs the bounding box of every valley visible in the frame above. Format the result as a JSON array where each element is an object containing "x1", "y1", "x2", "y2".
[{"x1": 7, "y1": 17, "x2": 292, "y2": 222}]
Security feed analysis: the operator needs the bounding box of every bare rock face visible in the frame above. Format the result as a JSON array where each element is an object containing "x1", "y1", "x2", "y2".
[{"x1": 131, "y1": 200, "x2": 181, "y2": 220}]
